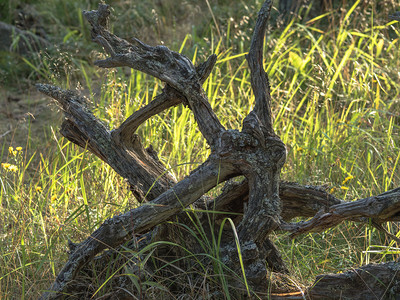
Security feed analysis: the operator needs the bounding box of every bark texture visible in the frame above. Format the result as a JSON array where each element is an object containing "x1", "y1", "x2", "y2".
[
  {"x1": 36, "y1": 2, "x2": 400, "y2": 299},
  {"x1": 307, "y1": 261, "x2": 400, "y2": 300}
]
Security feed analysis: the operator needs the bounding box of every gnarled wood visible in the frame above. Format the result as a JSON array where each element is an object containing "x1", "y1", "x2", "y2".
[
  {"x1": 36, "y1": 2, "x2": 400, "y2": 299},
  {"x1": 247, "y1": 0, "x2": 274, "y2": 136},
  {"x1": 282, "y1": 187, "x2": 400, "y2": 237},
  {"x1": 39, "y1": 159, "x2": 236, "y2": 300},
  {"x1": 111, "y1": 54, "x2": 217, "y2": 146},
  {"x1": 36, "y1": 83, "x2": 176, "y2": 202},
  {"x1": 83, "y1": 4, "x2": 225, "y2": 149},
  {"x1": 307, "y1": 261, "x2": 400, "y2": 299},
  {"x1": 211, "y1": 180, "x2": 342, "y2": 221}
]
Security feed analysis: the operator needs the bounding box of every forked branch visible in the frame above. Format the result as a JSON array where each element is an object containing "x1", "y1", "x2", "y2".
[
  {"x1": 83, "y1": 4, "x2": 225, "y2": 148},
  {"x1": 112, "y1": 54, "x2": 217, "y2": 145},
  {"x1": 36, "y1": 83, "x2": 176, "y2": 202}
]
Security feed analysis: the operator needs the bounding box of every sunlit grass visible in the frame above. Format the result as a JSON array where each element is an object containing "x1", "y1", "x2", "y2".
[{"x1": 1, "y1": 0, "x2": 400, "y2": 298}]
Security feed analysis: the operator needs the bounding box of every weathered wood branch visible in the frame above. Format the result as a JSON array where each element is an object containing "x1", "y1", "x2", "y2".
[
  {"x1": 111, "y1": 54, "x2": 217, "y2": 146},
  {"x1": 83, "y1": 4, "x2": 225, "y2": 149},
  {"x1": 211, "y1": 180, "x2": 343, "y2": 221},
  {"x1": 265, "y1": 261, "x2": 400, "y2": 299},
  {"x1": 36, "y1": 1, "x2": 400, "y2": 299},
  {"x1": 36, "y1": 83, "x2": 176, "y2": 202},
  {"x1": 39, "y1": 159, "x2": 237, "y2": 300},
  {"x1": 282, "y1": 187, "x2": 400, "y2": 237},
  {"x1": 233, "y1": 0, "x2": 285, "y2": 255},
  {"x1": 111, "y1": 85, "x2": 183, "y2": 146},
  {"x1": 246, "y1": 0, "x2": 274, "y2": 136},
  {"x1": 182, "y1": 0, "x2": 289, "y2": 285},
  {"x1": 306, "y1": 261, "x2": 400, "y2": 299}
]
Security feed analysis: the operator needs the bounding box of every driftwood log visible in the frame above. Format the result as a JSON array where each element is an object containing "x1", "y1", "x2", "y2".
[{"x1": 37, "y1": 2, "x2": 400, "y2": 299}]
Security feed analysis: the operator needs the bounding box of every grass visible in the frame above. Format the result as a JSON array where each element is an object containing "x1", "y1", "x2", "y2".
[{"x1": 1, "y1": 0, "x2": 400, "y2": 298}]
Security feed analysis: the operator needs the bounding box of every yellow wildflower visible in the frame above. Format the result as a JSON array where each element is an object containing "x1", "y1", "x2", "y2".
[
  {"x1": 16, "y1": 147, "x2": 23, "y2": 152},
  {"x1": 329, "y1": 187, "x2": 335, "y2": 194},
  {"x1": 297, "y1": 147, "x2": 304, "y2": 152},
  {"x1": 342, "y1": 175, "x2": 354, "y2": 185},
  {"x1": 340, "y1": 186, "x2": 349, "y2": 190},
  {"x1": 8, "y1": 165, "x2": 18, "y2": 172},
  {"x1": 36, "y1": 186, "x2": 42, "y2": 193},
  {"x1": 51, "y1": 195, "x2": 57, "y2": 202},
  {"x1": 1, "y1": 163, "x2": 11, "y2": 170},
  {"x1": 8, "y1": 147, "x2": 14, "y2": 155}
]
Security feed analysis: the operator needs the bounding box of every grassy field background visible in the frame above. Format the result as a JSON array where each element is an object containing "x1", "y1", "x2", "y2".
[{"x1": 1, "y1": 0, "x2": 400, "y2": 298}]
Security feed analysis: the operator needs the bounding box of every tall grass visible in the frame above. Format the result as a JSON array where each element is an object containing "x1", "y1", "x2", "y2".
[{"x1": 1, "y1": 0, "x2": 400, "y2": 298}]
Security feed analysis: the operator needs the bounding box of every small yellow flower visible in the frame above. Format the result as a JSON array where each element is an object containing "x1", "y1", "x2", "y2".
[
  {"x1": 297, "y1": 147, "x2": 304, "y2": 152},
  {"x1": 8, "y1": 147, "x2": 14, "y2": 155},
  {"x1": 340, "y1": 186, "x2": 349, "y2": 190},
  {"x1": 8, "y1": 165, "x2": 18, "y2": 172},
  {"x1": 342, "y1": 175, "x2": 354, "y2": 185},
  {"x1": 51, "y1": 195, "x2": 57, "y2": 202},
  {"x1": 16, "y1": 147, "x2": 23, "y2": 152},
  {"x1": 1, "y1": 163, "x2": 11, "y2": 170},
  {"x1": 36, "y1": 186, "x2": 42, "y2": 193},
  {"x1": 329, "y1": 187, "x2": 335, "y2": 194}
]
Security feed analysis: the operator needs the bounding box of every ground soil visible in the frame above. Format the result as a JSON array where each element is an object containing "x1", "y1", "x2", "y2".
[{"x1": 0, "y1": 88, "x2": 62, "y2": 152}]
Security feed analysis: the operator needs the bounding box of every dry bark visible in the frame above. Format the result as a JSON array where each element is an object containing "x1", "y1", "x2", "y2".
[
  {"x1": 307, "y1": 261, "x2": 400, "y2": 300},
  {"x1": 282, "y1": 187, "x2": 400, "y2": 237},
  {"x1": 36, "y1": 2, "x2": 400, "y2": 299}
]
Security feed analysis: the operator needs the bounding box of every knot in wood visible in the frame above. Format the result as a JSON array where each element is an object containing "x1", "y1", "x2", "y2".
[
  {"x1": 264, "y1": 137, "x2": 286, "y2": 167},
  {"x1": 217, "y1": 130, "x2": 259, "y2": 157}
]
